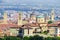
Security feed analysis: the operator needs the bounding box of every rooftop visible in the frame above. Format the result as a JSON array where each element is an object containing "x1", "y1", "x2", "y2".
[
  {"x1": 47, "y1": 23, "x2": 60, "y2": 27},
  {"x1": 36, "y1": 15, "x2": 44, "y2": 18}
]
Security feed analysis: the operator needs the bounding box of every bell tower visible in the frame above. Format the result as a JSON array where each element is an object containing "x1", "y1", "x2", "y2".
[
  {"x1": 18, "y1": 12, "x2": 23, "y2": 25},
  {"x1": 3, "y1": 12, "x2": 8, "y2": 24},
  {"x1": 51, "y1": 9, "x2": 55, "y2": 21}
]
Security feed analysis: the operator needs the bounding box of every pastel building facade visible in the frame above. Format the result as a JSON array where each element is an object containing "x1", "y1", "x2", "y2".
[
  {"x1": 48, "y1": 23, "x2": 60, "y2": 36},
  {"x1": 36, "y1": 15, "x2": 45, "y2": 23},
  {"x1": 20, "y1": 23, "x2": 48, "y2": 37},
  {"x1": 0, "y1": 10, "x2": 57, "y2": 37},
  {"x1": 29, "y1": 13, "x2": 36, "y2": 23}
]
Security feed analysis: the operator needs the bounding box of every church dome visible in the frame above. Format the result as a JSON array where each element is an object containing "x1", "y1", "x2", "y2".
[{"x1": 36, "y1": 15, "x2": 44, "y2": 18}]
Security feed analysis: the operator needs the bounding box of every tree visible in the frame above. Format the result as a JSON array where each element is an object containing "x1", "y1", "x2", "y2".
[
  {"x1": 57, "y1": 37, "x2": 60, "y2": 40},
  {"x1": 48, "y1": 21, "x2": 53, "y2": 24},
  {"x1": 4, "y1": 36, "x2": 21, "y2": 40},
  {"x1": 45, "y1": 37, "x2": 53, "y2": 40},
  {"x1": 43, "y1": 30, "x2": 49, "y2": 35},
  {"x1": 23, "y1": 36, "x2": 29, "y2": 40},
  {"x1": 4, "y1": 34, "x2": 7, "y2": 40},
  {"x1": 52, "y1": 37, "x2": 57, "y2": 40},
  {"x1": 16, "y1": 37, "x2": 21, "y2": 40},
  {"x1": 0, "y1": 38, "x2": 4, "y2": 40},
  {"x1": 28, "y1": 36, "x2": 34, "y2": 40},
  {"x1": 33, "y1": 35, "x2": 43, "y2": 40}
]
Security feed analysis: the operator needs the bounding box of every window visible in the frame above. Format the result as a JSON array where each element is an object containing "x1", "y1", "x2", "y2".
[{"x1": 28, "y1": 29, "x2": 29, "y2": 34}]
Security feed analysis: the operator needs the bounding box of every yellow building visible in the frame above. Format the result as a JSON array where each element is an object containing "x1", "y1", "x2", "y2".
[
  {"x1": 22, "y1": 20, "x2": 28, "y2": 25},
  {"x1": 36, "y1": 15, "x2": 45, "y2": 23}
]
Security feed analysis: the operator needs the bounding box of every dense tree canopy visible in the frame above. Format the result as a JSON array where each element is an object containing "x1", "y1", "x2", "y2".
[{"x1": 0, "y1": 35, "x2": 60, "y2": 40}]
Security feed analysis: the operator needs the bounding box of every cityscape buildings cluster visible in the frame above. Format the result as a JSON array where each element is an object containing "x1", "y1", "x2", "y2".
[{"x1": 0, "y1": 9, "x2": 60, "y2": 37}]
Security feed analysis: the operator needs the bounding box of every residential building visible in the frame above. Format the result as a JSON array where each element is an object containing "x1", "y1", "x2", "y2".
[{"x1": 47, "y1": 23, "x2": 60, "y2": 36}]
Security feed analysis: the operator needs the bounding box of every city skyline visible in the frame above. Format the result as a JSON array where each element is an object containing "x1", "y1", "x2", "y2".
[
  {"x1": 0, "y1": 0, "x2": 60, "y2": 20},
  {"x1": 0, "y1": 0, "x2": 60, "y2": 38}
]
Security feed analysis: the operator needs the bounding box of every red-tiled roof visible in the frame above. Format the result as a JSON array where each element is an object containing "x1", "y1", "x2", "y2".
[
  {"x1": 22, "y1": 23, "x2": 47, "y2": 28},
  {"x1": 0, "y1": 24, "x2": 21, "y2": 28},
  {"x1": 20, "y1": 23, "x2": 39, "y2": 29},
  {"x1": 30, "y1": 23, "x2": 39, "y2": 27},
  {"x1": 21, "y1": 26, "x2": 32, "y2": 29},
  {"x1": 47, "y1": 23, "x2": 60, "y2": 27},
  {"x1": 38, "y1": 22, "x2": 47, "y2": 24},
  {"x1": 0, "y1": 30, "x2": 3, "y2": 32},
  {"x1": 24, "y1": 23, "x2": 38, "y2": 27}
]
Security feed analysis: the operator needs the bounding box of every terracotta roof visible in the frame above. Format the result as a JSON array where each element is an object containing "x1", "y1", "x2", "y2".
[
  {"x1": 38, "y1": 22, "x2": 47, "y2": 24},
  {"x1": 30, "y1": 23, "x2": 39, "y2": 27},
  {"x1": 0, "y1": 29, "x2": 3, "y2": 32},
  {"x1": 47, "y1": 23, "x2": 60, "y2": 27},
  {"x1": 0, "y1": 24, "x2": 21, "y2": 28},
  {"x1": 21, "y1": 26, "x2": 32, "y2": 29},
  {"x1": 23, "y1": 23, "x2": 47, "y2": 27},
  {"x1": 20, "y1": 23, "x2": 39, "y2": 29},
  {"x1": 56, "y1": 20, "x2": 60, "y2": 22}
]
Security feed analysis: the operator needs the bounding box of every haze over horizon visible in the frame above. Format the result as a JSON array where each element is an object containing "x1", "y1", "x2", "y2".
[
  {"x1": 0, "y1": 0, "x2": 60, "y2": 8},
  {"x1": 0, "y1": 0, "x2": 60, "y2": 17}
]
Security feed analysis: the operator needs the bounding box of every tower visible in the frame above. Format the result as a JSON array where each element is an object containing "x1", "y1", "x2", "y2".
[
  {"x1": 51, "y1": 9, "x2": 55, "y2": 21},
  {"x1": 30, "y1": 13, "x2": 36, "y2": 21},
  {"x1": 3, "y1": 12, "x2": 8, "y2": 24},
  {"x1": 30, "y1": 13, "x2": 36, "y2": 23},
  {"x1": 45, "y1": 13, "x2": 50, "y2": 22},
  {"x1": 18, "y1": 12, "x2": 23, "y2": 25}
]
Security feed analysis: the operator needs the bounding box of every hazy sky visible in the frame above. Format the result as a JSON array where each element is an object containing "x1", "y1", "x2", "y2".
[
  {"x1": 0, "y1": 0, "x2": 60, "y2": 19},
  {"x1": 0, "y1": 0, "x2": 59, "y2": 9},
  {"x1": 0, "y1": 0, "x2": 59, "y2": 6}
]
